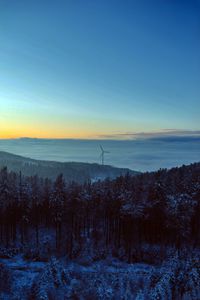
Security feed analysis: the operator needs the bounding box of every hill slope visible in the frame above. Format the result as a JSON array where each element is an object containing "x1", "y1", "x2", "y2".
[{"x1": 0, "y1": 151, "x2": 139, "y2": 182}]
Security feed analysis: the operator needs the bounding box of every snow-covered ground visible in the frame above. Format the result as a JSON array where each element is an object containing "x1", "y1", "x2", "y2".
[
  {"x1": 1, "y1": 250, "x2": 200, "y2": 299},
  {"x1": 0, "y1": 255, "x2": 154, "y2": 299},
  {"x1": 0, "y1": 255, "x2": 45, "y2": 296}
]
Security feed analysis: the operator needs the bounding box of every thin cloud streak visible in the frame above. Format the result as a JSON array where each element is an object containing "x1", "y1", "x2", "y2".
[{"x1": 97, "y1": 129, "x2": 200, "y2": 140}]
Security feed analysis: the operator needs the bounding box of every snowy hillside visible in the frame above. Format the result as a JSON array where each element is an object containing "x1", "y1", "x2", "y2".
[
  {"x1": 0, "y1": 161, "x2": 200, "y2": 299},
  {"x1": 0, "y1": 151, "x2": 139, "y2": 183},
  {"x1": 1, "y1": 251, "x2": 200, "y2": 299}
]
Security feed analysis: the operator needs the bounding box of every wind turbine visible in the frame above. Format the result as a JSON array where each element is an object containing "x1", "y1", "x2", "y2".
[{"x1": 99, "y1": 145, "x2": 110, "y2": 165}]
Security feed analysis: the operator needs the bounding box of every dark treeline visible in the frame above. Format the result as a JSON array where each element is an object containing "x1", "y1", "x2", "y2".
[
  {"x1": 0, "y1": 150, "x2": 136, "y2": 183},
  {"x1": 0, "y1": 162, "x2": 200, "y2": 262}
]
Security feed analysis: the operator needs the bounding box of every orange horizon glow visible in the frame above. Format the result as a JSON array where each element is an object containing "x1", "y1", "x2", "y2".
[
  {"x1": 1, "y1": 128, "x2": 200, "y2": 141},
  {"x1": 0, "y1": 129, "x2": 101, "y2": 140}
]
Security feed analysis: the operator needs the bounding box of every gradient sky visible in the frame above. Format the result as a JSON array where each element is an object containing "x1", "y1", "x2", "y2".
[{"x1": 0, "y1": 0, "x2": 199, "y2": 139}]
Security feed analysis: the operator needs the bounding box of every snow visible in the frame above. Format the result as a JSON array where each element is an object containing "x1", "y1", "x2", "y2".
[
  {"x1": 0, "y1": 255, "x2": 153, "y2": 299},
  {"x1": 1, "y1": 249, "x2": 200, "y2": 299},
  {"x1": 0, "y1": 255, "x2": 46, "y2": 299}
]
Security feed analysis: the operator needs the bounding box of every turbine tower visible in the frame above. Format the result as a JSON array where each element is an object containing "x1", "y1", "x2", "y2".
[{"x1": 100, "y1": 145, "x2": 110, "y2": 165}]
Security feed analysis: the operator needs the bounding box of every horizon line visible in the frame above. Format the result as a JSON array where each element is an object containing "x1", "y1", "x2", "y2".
[{"x1": 1, "y1": 129, "x2": 200, "y2": 141}]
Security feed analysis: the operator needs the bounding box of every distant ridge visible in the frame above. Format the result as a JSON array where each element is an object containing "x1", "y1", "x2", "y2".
[{"x1": 0, "y1": 151, "x2": 139, "y2": 183}]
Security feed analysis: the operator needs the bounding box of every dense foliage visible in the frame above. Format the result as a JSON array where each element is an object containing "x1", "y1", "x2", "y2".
[{"x1": 0, "y1": 162, "x2": 200, "y2": 262}]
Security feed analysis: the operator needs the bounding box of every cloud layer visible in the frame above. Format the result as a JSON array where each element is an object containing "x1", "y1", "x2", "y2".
[{"x1": 98, "y1": 129, "x2": 200, "y2": 140}]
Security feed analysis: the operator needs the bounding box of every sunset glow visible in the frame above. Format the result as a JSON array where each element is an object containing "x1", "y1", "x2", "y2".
[{"x1": 0, "y1": 1, "x2": 199, "y2": 139}]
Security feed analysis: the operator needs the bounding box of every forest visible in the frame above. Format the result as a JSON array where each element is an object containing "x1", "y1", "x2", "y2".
[
  {"x1": 0, "y1": 162, "x2": 200, "y2": 299},
  {"x1": 0, "y1": 150, "x2": 137, "y2": 183}
]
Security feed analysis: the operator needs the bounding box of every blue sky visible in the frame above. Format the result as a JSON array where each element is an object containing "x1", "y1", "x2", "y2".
[{"x1": 0, "y1": 0, "x2": 199, "y2": 138}]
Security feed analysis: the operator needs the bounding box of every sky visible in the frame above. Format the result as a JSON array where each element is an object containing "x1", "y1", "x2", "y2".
[{"x1": 0, "y1": 0, "x2": 199, "y2": 139}]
